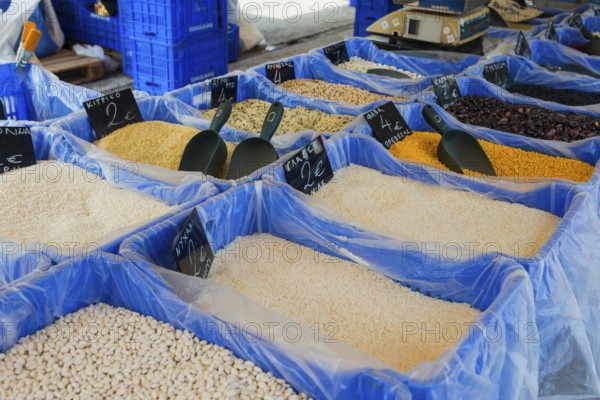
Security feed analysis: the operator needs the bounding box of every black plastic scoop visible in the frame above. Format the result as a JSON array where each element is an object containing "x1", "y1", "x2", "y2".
[
  {"x1": 367, "y1": 68, "x2": 412, "y2": 79},
  {"x1": 225, "y1": 102, "x2": 283, "y2": 180},
  {"x1": 178, "y1": 99, "x2": 232, "y2": 177},
  {"x1": 422, "y1": 105, "x2": 496, "y2": 176},
  {"x1": 541, "y1": 63, "x2": 600, "y2": 79}
]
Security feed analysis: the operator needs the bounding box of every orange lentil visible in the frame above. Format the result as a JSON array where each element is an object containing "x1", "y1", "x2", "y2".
[{"x1": 388, "y1": 131, "x2": 594, "y2": 182}]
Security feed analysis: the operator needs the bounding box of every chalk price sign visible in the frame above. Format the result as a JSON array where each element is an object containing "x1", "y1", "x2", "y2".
[
  {"x1": 0, "y1": 126, "x2": 36, "y2": 174},
  {"x1": 83, "y1": 88, "x2": 143, "y2": 140},
  {"x1": 483, "y1": 61, "x2": 511, "y2": 89},
  {"x1": 211, "y1": 76, "x2": 238, "y2": 108},
  {"x1": 172, "y1": 208, "x2": 215, "y2": 279},
  {"x1": 323, "y1": 41, "x2": 350, "y2": 65},
  {"x1": 284, "y1": 136, "x2": 334, "y2": 195},
  {"x1": 266, "y1": 61, "x2": 295, "y2": 84},
  {"x1": 364, "y1": 101, "x2": 412, "y2": 149},
  {"x1": 432, "y1": 73, "x2": 462, "y2": 109}
]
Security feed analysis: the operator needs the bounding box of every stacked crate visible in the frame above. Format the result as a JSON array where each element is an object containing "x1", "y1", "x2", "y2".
[
  {"x1": 353, "y1": 0, "x2": 403, "y2": 37},
  {"x1": 120, "y1": 0, "x2": 229, "y2": 94}
]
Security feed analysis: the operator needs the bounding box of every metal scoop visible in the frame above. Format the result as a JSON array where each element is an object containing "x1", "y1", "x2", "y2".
[
  {"x1": 178, "y1": 99, "x2": 232, "y2": 177},
  {"x1": 225, "y1": 101, "x2": 283, "y2": 180},
  {"x1": 422, "y1": 105, "x2": 496, "y2": 176},
  {"x1": 367, "y1": 68, "x2": 412, "y2": 79}
]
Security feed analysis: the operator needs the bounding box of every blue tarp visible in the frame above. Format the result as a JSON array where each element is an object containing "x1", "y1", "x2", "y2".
[
  {"x1": 263, "y1": 133, "x2": 600, "y2": 398},
  {"x1": 119, "y1": 181, "x2": 538, "y2": 400},
  {"x1": 0, "y1": 62, "x2": 102, "y2": 125},
  {"x1": 167, "y1": 71, "x2": 362, "y2": 155},
  {"x1": 48, "y1": 95, "x2": 275, "y2": 192}
]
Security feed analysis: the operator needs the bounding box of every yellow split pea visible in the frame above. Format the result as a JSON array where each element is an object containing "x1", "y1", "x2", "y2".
[{"x1": 389, "y1": 131, "x2": 594, "y2": 182}]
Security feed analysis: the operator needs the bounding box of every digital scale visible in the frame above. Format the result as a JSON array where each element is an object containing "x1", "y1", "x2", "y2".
[{"x1": 366, "y1": 1, "x2": 491, "y2": 54}]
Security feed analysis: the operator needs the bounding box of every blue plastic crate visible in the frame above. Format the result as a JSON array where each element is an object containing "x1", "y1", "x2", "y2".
[
  {"x1": 120, "y1": 0, "x2": 227, "y2": 44},
  {"x1": 354, "y1": 0, "x2": 402, "y2": 36},
  {"x1": 228, "y1": 24, "x2": 240, "y2": 62},
  {"x1": 130, "y1": 32, "x2": 228, "y2": 95},
  {"x1": 354, "y1": 14, "x2": 380, "y2": 36},
  {"x1": 51, "y1": 0, "x2": 122, "y2": 50}
]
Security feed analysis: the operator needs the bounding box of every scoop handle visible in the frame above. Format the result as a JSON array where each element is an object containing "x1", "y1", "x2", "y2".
[
  {"x1": 422, "y1": 104, "x2": 449, "y2": 135},
  {"x1": 209, "y1": 99, "x2": 233, "y2": 133},
  {"x1": 260, "y1": 101, "x2": 284, "y2": 141}
]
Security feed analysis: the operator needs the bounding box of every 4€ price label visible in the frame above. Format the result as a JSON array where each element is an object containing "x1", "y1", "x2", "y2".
[
  {"x1": 83, "y1": 88, "x2": 144, "y2": 140},
  {"x1": 0, "y1": 127, "x2": 37, "y2": 174},
  {"x1": 284, "y1": 136, "x2": 334, "y2": 195},
  {"x1": 363, "y1": 101, "x2": 412, "y2": 149},
  {"x1": 211, "y1": 76, "x2": 238, "y2": 108},
  {"x1": 172, "y1": 209, "x2": 215, "y2": 279},
  {"x1": 483, "y1": 61, "x2": 511, "y2": 89},
  {"x1": 432, "y1": 73, "x2": 462, "y2": 109},
  {"x1": 266, "y1": 62, "x2": 295, "y2": 84}
]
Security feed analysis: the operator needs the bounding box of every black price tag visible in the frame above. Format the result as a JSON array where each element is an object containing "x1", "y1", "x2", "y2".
[
  {"x1": 515, "y1": 31, "x2": 531, "y2": 59},
  {"x1": 172, "y1": 209, "x2": 214, "y2": 279},
  {"x1": 545, "y1": 21, "x2": 558, "y2": 41},
  {"x1": 0, "y1": 100, "x2": 5, "y2": 120},
  {"x1": 0, "y1": 127, "x2": 37, "y2": 174},
  {"x1": 363, "y1": 101, "x2": 412, "y2": 149},
  {"x1": 483, "y1": 61, "x2": 511, "y2": 89},
  {"x1": 568, "y1": 13, "x2": 583, "y2": 29},
  {"x1": 432, "y1": 73, "x2": 462, "y2": 109},
  {"x1": 284, "y1": 136, "x2": 334, "y2": 195},
  {"x1": 594, "y1": 8, "x2": 600, "y2": 16},
  {"x1": 266, "y1": 62, "x2": 295, "y2": 84},
  {"x1": 211, "y1": 76, "x2": 238, "y2": 108},
  {"x1": 83, "y1": 88, "x2": 143, "y2": 140},
  {"x1": 323, "y1": 41, "x2": 349, "y2": 65}
]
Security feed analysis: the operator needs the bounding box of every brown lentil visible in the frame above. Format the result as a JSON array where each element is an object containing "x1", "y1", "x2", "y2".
[
  {"x1": 389, "y1": 131, "x2": 594, "y2": 182},
  {"x1": 278, "y1": 79, "x2": 406, "y2": 105},
  {"x1": 94, "y1": 121, "x2": 236, "y2": 179},
  {"x1": 203, "y1": 99, "x2": 355, "y2": 134}
]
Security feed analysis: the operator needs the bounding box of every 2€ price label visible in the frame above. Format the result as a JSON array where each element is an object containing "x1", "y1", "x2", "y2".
[
  {"x1": 432, "y1": 73, "x2": 462, "y2": 109},
  {"x1": 211, "y1": 76, "x2": 238, "y2": 108},
  {"x1": 0, "y1": 99, "x2": 5, "y2": 120},
  {"x1": 363, "y1": 101, "x2": 412, "y2": 149},
  {"x1": 172, "y1": 208, "x2": 215, "y2": 279},
  {"x1": 515, "y1": 31, "x2": 531, "y2": 59},
  {"x1": 483, "y1": 61, "x2": 511, "y2": 89},
  {"x1": 284, "y1": 136, "x2": 334, "y2": 195},
  {"x1": 83, "y1": 88, "x2": 144, "y2": 140},
  {"x1": 323, "y1": 41, "x2": 350, "y2": 66},
  {"x1": 266, "y1": 62, "x2": 295, "y2": 84},
  {"x1": 0, "y1": 126, "x2": 37, "y2": 174}
]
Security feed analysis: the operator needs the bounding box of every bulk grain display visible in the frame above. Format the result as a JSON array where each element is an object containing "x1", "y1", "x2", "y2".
[
  {"x1": 0, "y1": 303, "x2": 308, "y2": 399},
  {"x1": 444, "y1": 96, "x2": 600, "y2": 141},
  {"x1": 388, "y1": 131, "x2": 594, "y2": 182},
  {"x1": 202, "y1": 99, "x2": 355, "y2": 134},
  {"x1": 0, "y1": 161, "x2": 173, "y2": 246},
  {"x1": 277, "y1": 79, "x2": 406, "y2": 105},
  {"x1": 337, "y1": 57, "x2": 424, "y2": 79},
  {"x1": 209, "y1": 234, "x2": 480, "y2": 373},
  {"x1": 94, "y1": 121, "x2": 237, "y2": 178},
  {"x1": 312, "y1": 164, "x2": 560, "y2": 257}
]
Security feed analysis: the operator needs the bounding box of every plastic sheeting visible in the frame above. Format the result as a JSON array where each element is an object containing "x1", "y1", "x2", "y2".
[
  {"x1": 247, "y1": 54, "x2": 425, "y2": 112},
  {"x1": 166, "y1": 71, "x2": 363, "y2": 155},
  {"x1": 461, "y1": 55, "x2": 600, "y2": 112},
  {"x1": 309, "y1": 37, "x2": 480, "y2": 82},
  {"x1": 0, "y1": 62, "x2": 102, "y2": 125},
  {"x1": 264, "y1": 133, "x2": 600, "y2": 398},
  {"x1": 48, "y1": 95, "x2": 276, "y2": 192},
  {"x1": 118, "y1": 182, "x2": 538, "y2": 400},
  {"x1": 0, "y1": 123, "x2": 218, "y2": 275}
]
